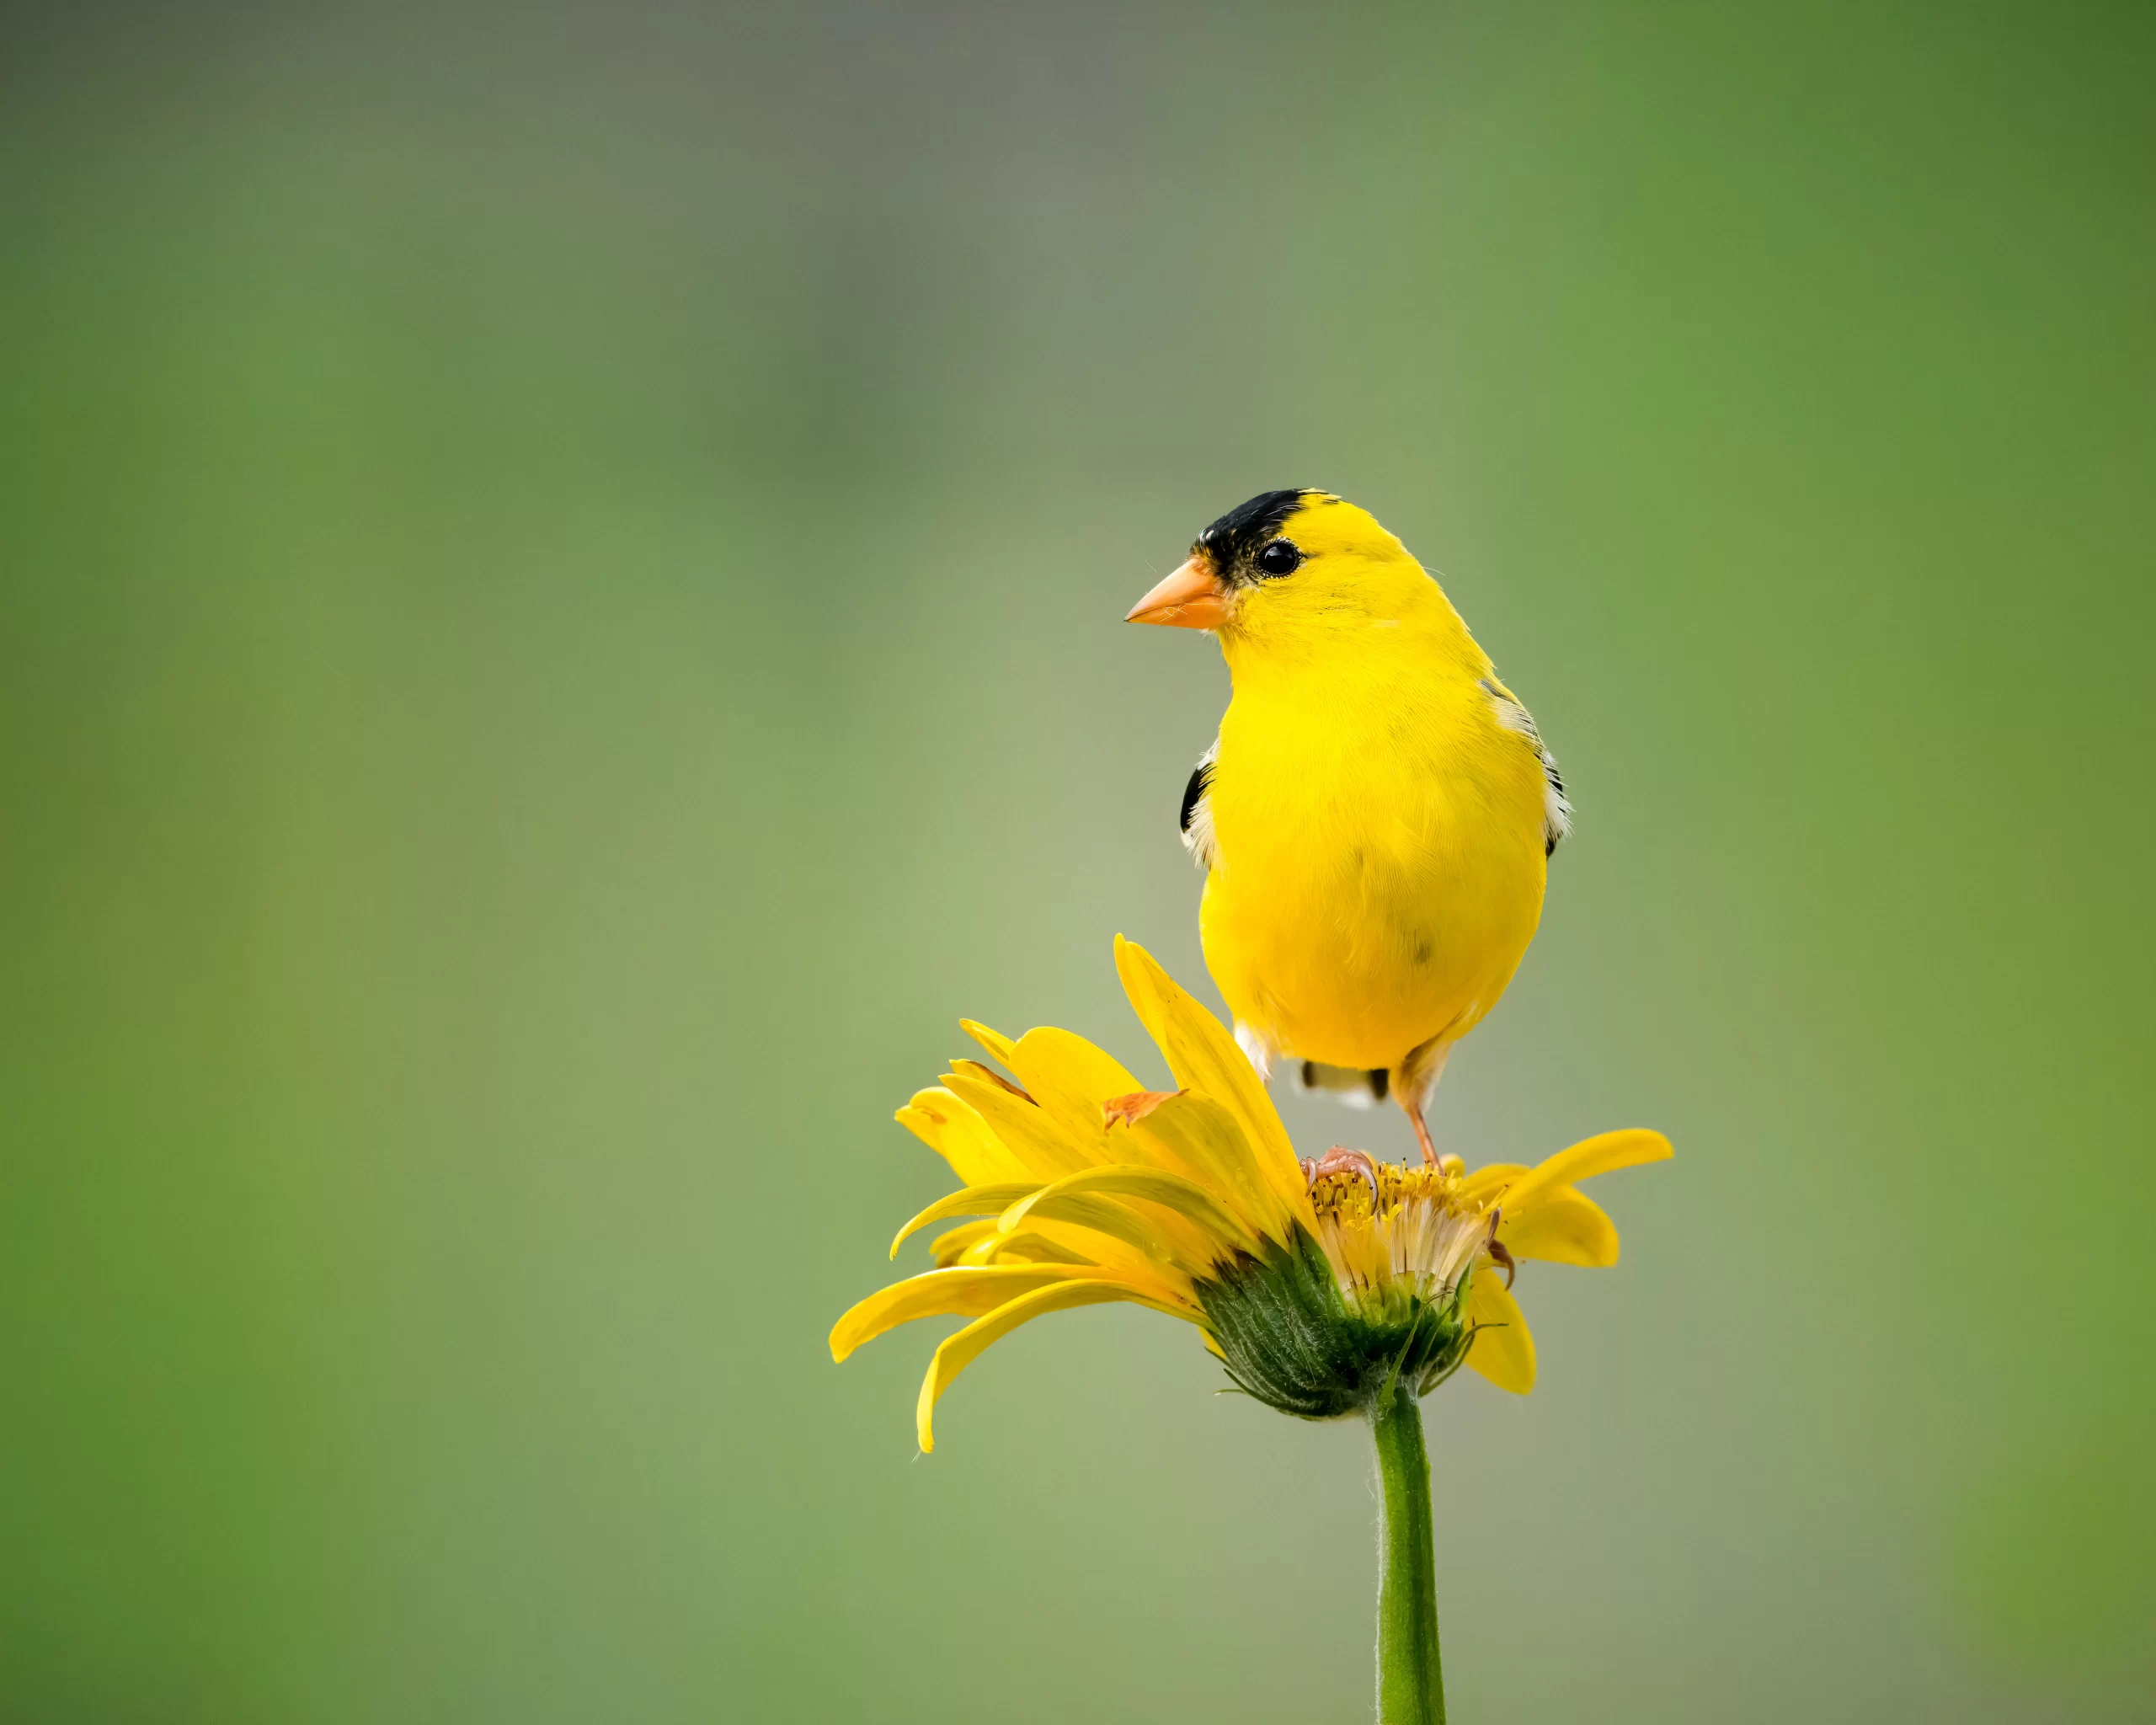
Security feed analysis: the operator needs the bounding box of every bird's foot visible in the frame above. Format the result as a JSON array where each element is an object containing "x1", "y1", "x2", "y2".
[{"x1": 1299, "y1": 1146, "x2": 1381, "y2": 1202}]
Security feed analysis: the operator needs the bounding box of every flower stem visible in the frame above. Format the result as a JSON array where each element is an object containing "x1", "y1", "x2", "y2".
[{"x1": 1369, "y1": 1382, "x2": 1444, "y2": 1724}]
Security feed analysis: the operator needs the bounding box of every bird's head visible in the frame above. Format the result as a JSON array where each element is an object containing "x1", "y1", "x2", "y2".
[{"x1": 1125, "y1": 489, "x2": 1442, "y2": 655}]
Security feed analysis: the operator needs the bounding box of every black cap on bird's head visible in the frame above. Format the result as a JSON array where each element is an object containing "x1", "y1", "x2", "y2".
[
  {"x1": 1126, "y1": 488, "x2": 1326, "y2": 628},
  {"x1": 1193, "y1": 489, "x2": 1311, "y2": 584}
]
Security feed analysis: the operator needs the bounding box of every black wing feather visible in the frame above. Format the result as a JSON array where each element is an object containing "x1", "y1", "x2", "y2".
[{"x1": 1179, "y1": 761, "x2": 1213, "y2": 836}]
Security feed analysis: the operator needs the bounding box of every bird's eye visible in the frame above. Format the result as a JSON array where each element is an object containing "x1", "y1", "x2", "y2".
[{"x1": 1256, "y1": 540, "x2": 1303, "y2": 577}]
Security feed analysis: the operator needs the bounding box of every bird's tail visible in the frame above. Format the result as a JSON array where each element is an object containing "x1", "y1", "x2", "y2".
[{"x1": 1291, "y1": 1060, "x2": 1390, "y2": 1108}]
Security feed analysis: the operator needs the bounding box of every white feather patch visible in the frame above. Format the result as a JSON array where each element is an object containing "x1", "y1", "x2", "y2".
[
  {"x1": 1293, "y1": 1060, "x2": 1387, "y2": 1108},
  {"x1": 1540, "y1": 753, "x2": 1572, "y2": 849},
  {"x1": 1180, "y1": 738, "x2": 1220, "y2": 872},
  {"x1": 1482, "y1": 678, "x2": 1571, "y2": 854}
]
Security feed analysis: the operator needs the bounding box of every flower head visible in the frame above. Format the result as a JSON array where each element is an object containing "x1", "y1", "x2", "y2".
[{"x1": 831, "y1": 937, "x2": 1669, "y2": 1449}]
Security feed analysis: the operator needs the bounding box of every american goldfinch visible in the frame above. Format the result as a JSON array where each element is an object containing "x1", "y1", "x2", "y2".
[{"x1": 1126, "y1": 489, "x2": 1568, "y2": 1167}]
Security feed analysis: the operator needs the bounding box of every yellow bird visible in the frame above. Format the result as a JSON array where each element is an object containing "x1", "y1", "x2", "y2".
[{"x1": 1125, "y1": 489, "x2": 1568, "y2": 1168}]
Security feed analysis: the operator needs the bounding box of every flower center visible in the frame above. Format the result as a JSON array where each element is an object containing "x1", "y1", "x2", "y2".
[{"x1": 1307, "y1": 1158, "x2": 1492, "y2": 1312}]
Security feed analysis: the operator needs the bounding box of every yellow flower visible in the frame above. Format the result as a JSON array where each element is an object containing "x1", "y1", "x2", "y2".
[{"x1": 831, "y1": 937, "x2": 1670, "y2": 1450}]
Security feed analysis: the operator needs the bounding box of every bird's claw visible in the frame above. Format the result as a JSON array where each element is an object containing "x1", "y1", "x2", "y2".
[{"x1": 1299, "y1": 1146, "x2": 1381, "y2": 1202}]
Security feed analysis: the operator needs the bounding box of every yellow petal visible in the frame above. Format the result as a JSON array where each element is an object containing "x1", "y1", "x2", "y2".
[
  {"x1": 1003, "y1": 1190, "x2": 1214, "y2": 1278},
  {"x1": 959, "y1": 1228, "x2": 1096, "y2": 1268},
  {"x1": 1454, "y1": 1160, "x2": 1529, "y2": 1207},
  {"x1": 943, "y1": 1065, "x2": 1100, "y2": 1181},
  {"x1": 889, "y1": 1182, "x2": 1043, "y2": 1258},
  {"x1": 1118, "y1": 1090, "x2": 1292, "y2": 1243},
  {"x1": 1498, "y1": 1185, "x2": 1620, "y2": 1268},
  {"x1": 926, "y1": 1204, "x2": 1193, "y2": 1282},
  {"x1": 927, "y1": 1220, "x2": 1112, "y2": 1269},
  {"x1": 1464, "y1": 1270, "x2": 1537, "y2": 1394},
  {"x1": 894, "y1": 1087, "x2": 1029, "y2": 1187},
  {"x1": 1000, "y1": 1163, "x2": 1260, "y2": 1259},
  {"x1": 927, "y1": 1220, "x2": 1004, "y2": 1265},
  {"x1": 831, "y1": 1263, "x2": 1127, "y2": 1362},
  {"x1": 1485, "y1": 1130, "x2": 1671, "y2": 1220},
  {"x1": 1004, "y1": 1026, "x2": 1145, "y2": 1124},
  {"x1": 1113, "y1": 937, "x2": 1310, "y2": 1221},
  {"x1": 915, "y1": 1276, "x2": 1197, "y2": 1451},
  {"x1": 959, "y1": 1019, "x2": 1020, "y2": 1071}
]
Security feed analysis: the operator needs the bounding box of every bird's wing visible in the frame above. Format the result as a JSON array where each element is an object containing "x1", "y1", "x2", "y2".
[
  {"x1": 1179, "y1": 739, "x2": 1219, "y2": 870},
  {"x1": 1481, "y1": 677, "x2": 1572, "y2": 857}
]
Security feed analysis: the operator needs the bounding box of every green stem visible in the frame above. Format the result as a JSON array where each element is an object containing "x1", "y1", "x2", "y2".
[{"x1": 1369, "y1": 1383, "x2": 1444, "y2": 1724}]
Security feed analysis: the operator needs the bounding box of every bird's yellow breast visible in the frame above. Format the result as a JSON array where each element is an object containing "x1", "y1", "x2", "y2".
[{"x1": 1199, "y1": 636, "x2": 1549, "y2": 1071}]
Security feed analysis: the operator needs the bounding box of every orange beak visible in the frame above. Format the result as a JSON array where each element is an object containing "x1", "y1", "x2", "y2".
[{"x1": 1125, "y1": 556, "x2": 1230, "y2": 629}]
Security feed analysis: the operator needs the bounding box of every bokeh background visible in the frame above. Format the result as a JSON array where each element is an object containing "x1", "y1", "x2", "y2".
[{"x1": 6, "y1": 3, "x2": 2153, "y2": 1720}]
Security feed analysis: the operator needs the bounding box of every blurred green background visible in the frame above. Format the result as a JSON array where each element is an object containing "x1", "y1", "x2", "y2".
[{"x1": 5, "y1": 3, "x2": 2152, "y2": 1720}]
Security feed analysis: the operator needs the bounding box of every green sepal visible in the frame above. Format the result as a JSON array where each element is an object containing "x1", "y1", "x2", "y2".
[{"x1": 1193, "y1": 1226, "x2": 1475, "y2": 1419}]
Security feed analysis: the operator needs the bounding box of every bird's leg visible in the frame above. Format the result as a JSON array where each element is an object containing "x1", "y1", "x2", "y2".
[
  {"x1": 1299, "y1": 1146, "x2": 1380, "y2": 1202},
  {"x1": 1393, "y1": 1036, "x2": 1452, "y2": 1169},
  {"x1": 1406, "y1": 1106, "x2": 1440, "y2": 1169}
]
